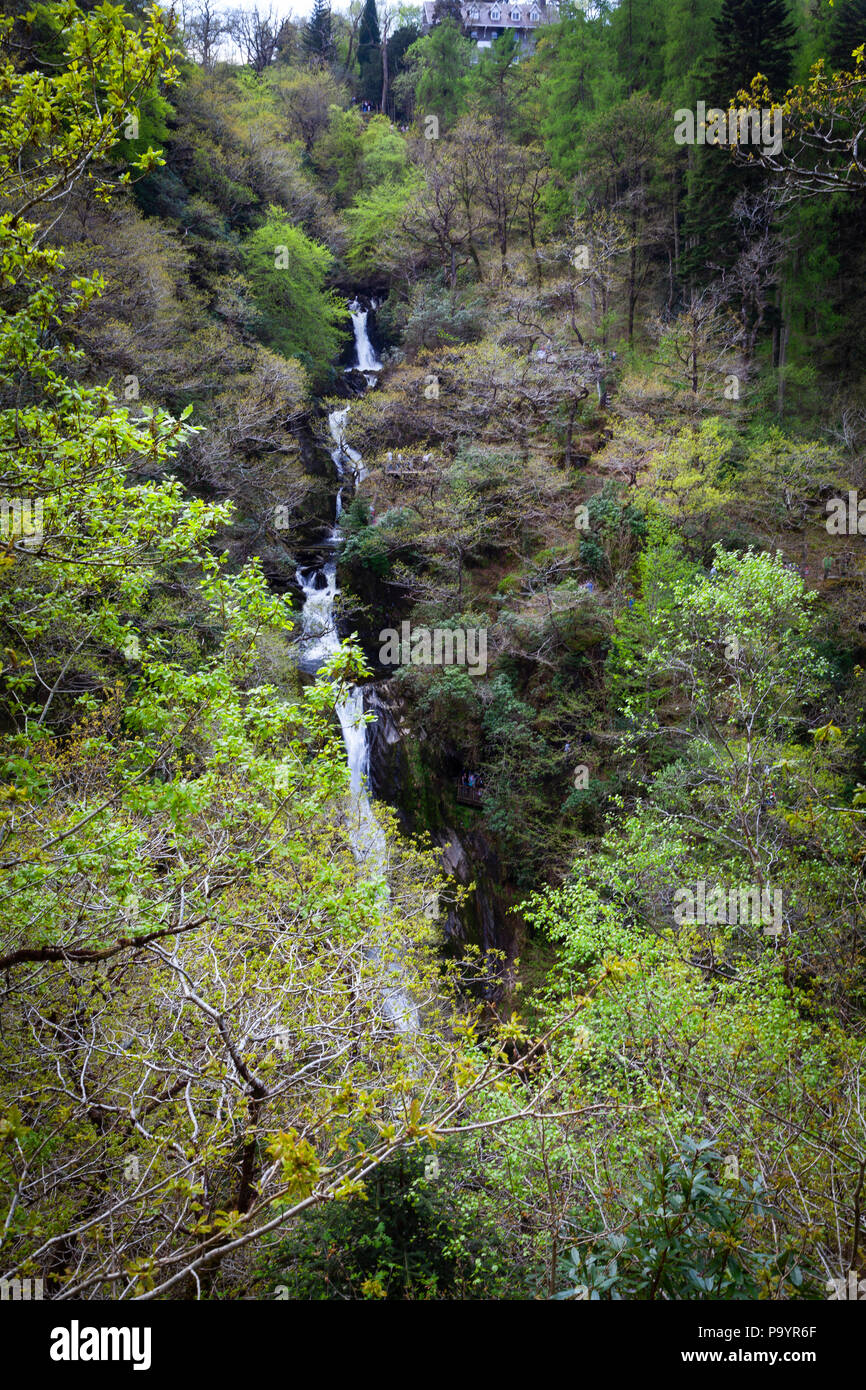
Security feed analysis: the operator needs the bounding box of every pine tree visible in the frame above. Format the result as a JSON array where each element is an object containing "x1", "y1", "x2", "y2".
[
  {"x1": 661, "y1": 0, "x2": 717, "y2": 106},
  {"x1": 539, "y1": 5, "x2": 620, "y2": 180},
  {"x1": 681, "y1": 0, "x2": 796, "y2": 286},
  {"x1": 710, "y1": 0, "x2": 796, "y2": 100},
  {"x1": 358, "y1": 0, "x2": 381, "y2": 54},
  {"x1": 386, "y1": 21, "x2": 421, "y2": 120},
  {"x1": 611, "y1": 0, "x2": 667, "y2": 97},
  {"x1": 358, "y1": 0, "x2": 382, "y2": 105},
  {"x1": 304, "y1": 0, "x2": 334, "y2": 62},
  {"x1": 413, "y1": 18, "x2": 472, "y2": 130},
  {"x1": 828, "y1": 0, "x2": 866, "y2": 71}
]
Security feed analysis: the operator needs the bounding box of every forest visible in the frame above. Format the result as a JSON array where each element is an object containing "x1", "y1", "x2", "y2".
[{"x1": 1, "y1": 0, "x2": 866, "y2": 1313}]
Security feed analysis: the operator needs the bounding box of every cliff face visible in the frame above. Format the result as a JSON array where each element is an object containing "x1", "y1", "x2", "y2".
[{"x1": 365, "y1": 681, "x2": 524, "y2": 997}]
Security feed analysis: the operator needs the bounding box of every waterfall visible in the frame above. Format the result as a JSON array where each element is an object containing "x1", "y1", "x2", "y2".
[
  {"x1": 294, "y1": 562, "x2": 338, "y2": 669},
  {"x1": 294, "y1": 303, "x2": 416, "y2": 1032},
  {"x1": 294, "y1": 559, "x2": 387, "y2": 882},
  {"x1": 347, "y1": 298, "x2": 382, "y2": 385},
  {"x1": 328, "y1": 405, "x2": 365, "y2": 515}
]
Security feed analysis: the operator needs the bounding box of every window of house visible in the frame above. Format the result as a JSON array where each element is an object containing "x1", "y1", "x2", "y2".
[
  {"x1": 529, "y1": 7, "x2": 540, "y2": 17},
  {"x1": 510, "y1": 7, "x2": 521, "y2": 18},
  {"x1": 489, "y1": 6, "x2": 501, "y2": 18}
]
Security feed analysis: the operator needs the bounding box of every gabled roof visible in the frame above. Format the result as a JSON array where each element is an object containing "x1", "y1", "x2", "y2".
[{"x1": 420, "y1": 2, "x2": 552, "y2": 30}]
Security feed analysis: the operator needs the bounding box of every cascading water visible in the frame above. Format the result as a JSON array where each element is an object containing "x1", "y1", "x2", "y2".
[
  {"x1": 347, "y1": 298, "x2": 383, "y2": 386},
  {"x1": 294, "y1": 562, "x2": 338, "y2": 669},
  {"x1": 293, "y1": 562, "x2": 385, "y2": 878},
  {"x1": 328, "y1": 406, "x2": 365, "y2": 523},
  {"x1": 295, "y1": 301, "x2": 416, "y2": 1033}
]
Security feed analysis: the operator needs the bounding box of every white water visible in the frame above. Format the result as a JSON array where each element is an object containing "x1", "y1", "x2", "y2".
[
  {"x1": 294, "y1": 563, "x2": 387, "y2": 878},
  {"x1": 328, "y1": 406, "x2": 365, "y2": 517},
  {"x1": 295, "y1": 303, "x2": 417, "y2": 1033},
  {"x1": 347, "y1": 298, "x2": 382, "y2": 385},
  {"x1": 294, "y1": 562, "x2": 339, "y2": 666}
]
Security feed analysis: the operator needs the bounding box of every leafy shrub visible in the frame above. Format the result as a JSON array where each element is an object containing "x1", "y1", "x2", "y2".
[
  {"x1": 554, "y1": 1137, "x2": 817, "y2": 1301},
  {"x1": 240, "y1": 211, "x2": 347, "y2": 380},
  {"x1": 402, "y1": 283, "x2": 485, "y2": 356},
  {"x1": 258, "y1": 1149, "x2": 510, "y2": 1300}
]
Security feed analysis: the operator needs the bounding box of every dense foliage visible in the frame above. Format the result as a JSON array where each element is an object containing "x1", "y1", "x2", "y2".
[{"x1": 1, "y1": 0, "x2": 864, "y2": 1304}]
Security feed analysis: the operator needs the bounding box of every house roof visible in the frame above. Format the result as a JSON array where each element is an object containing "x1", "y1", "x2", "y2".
[{"x1": 420, "y1": 2, "x2": 553, "y2": 29}]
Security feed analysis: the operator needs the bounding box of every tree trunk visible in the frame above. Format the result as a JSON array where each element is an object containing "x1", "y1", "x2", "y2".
[
  {"x1": 627, "y1": 207, "x2": 638, "y2": 346},
  {"x1": 346, "y1": 13, "x2": 361, "y2": 75},
  {"x1": 672, "y1": 172, "x2": 680, "y2": 285},
  {"x1": 564, "y1": 401, "x2": 576, "y2": 469},
  {"x1": 776, "y1": 315, "x2": 789, "y2": 418},
  {"x1": 380, "y1": 32, "x2": 389, "y2": 113}
]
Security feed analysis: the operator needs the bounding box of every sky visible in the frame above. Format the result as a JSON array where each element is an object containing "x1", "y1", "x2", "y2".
[
  {"x1": 190, "y1": 0, "x2": 339, "y2": 19},
  {"x1": 241, "y1": 1, "x2": 316, "y2": 14},
  {"x1": 177, "y1": 0, "x2": 426, "y2": 23}
]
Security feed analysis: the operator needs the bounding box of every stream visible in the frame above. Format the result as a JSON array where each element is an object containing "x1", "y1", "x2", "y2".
[{"x1": 294, "y1": 301, "x2": 417, "y2": 1034}]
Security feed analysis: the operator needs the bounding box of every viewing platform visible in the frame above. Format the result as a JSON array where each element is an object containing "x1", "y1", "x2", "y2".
[{"x1": 456, "y1": 780, "x2": 484, "y2": 807}]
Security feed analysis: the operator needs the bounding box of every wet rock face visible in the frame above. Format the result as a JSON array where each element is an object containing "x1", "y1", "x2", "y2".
[
  {"x1": 438, "y1": 827, "x2": 470, "y2": 879},
  {"x1": 339, "y1": 563, "x2": 411, "y2": 674},
  {"x1": 366, "y1": 683, "x2": 413, "y2": 823},
  {"x1": 342, "y1": 367, "x2": 377, "y2": 395},
  {"x1": 365, "y1": 681, "x2": 523, "y2": 994}
]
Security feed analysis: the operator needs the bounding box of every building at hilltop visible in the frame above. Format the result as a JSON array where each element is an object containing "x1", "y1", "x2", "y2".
[{"x1": 419, "y1": 1, "x2": 556, "y2": 55}]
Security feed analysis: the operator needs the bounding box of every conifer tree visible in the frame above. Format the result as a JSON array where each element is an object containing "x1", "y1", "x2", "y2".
[
  {"x1": 304, "y1": 0, "x2": 334, "y2": 62},
  {"x1": 827, "y1": 0, "x2": 866, "y2": 70},
  {"x1": 681, "y1": 0, "x2": 795, "y2": 286},
  {"x1": 358, "y1": 0, "x2": 382, "y2": 104},
  {"x1": 710, "y1": 0, "x2": 795, "y2": 99},
  {"x1": 661, "y1": 0, "x2": 716, "y2": 105},
  {"x1": 610, "y1": 0, "x2": 667, "y2": 97}
]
